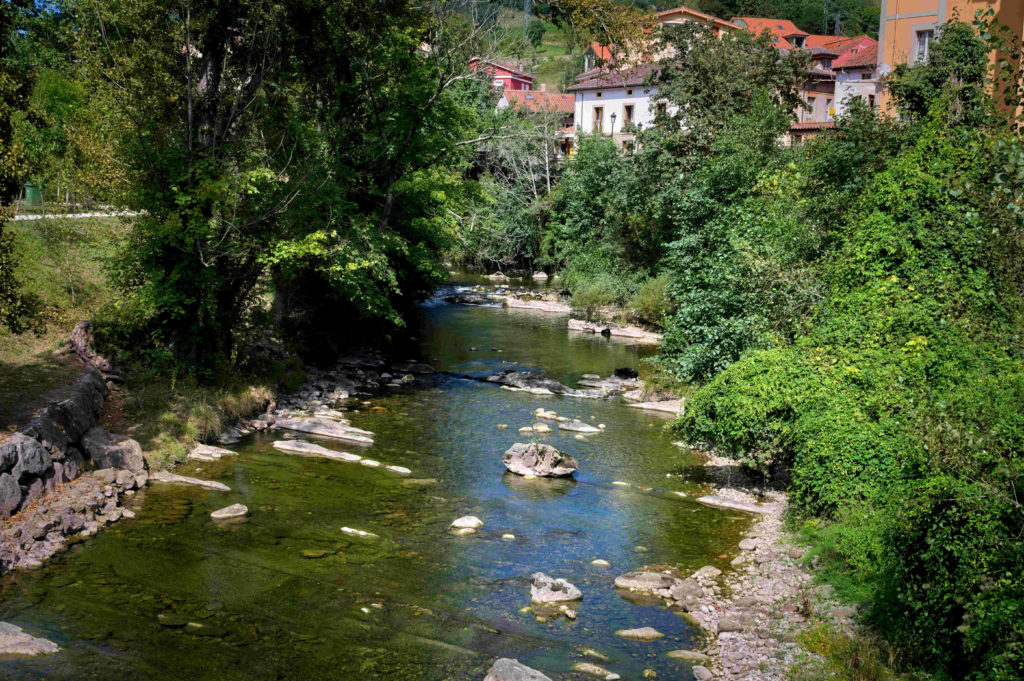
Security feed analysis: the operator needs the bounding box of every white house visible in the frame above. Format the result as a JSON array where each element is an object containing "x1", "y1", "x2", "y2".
[
  {"x1": 568, "y1": 65, "x2": 672, "y2": 150},
  {"x1": 833, "y1": 40, "x2": 882, "y2": 116}
]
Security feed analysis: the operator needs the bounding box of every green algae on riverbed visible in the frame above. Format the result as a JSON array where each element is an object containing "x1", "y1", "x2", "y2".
[{"x1": 0, "y1": 279, "x2": 747, "y2": 680}]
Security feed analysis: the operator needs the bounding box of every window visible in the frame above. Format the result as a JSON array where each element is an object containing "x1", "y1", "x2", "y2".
[
  {"x1": 595, "y1": 91, "x2": 603, "y2": 98},
  {"x1": 806, "y1": 96, "x2": 816, "y2": 120},
  {"x1": 868, "y1": 94, "x2": 876, "y2": 109},
  {"x1": 593, "y1": 106, "x2": 604, "y2": 132},
  {"x1": 826, "y1": 98, "x2": 833, "y2": 118},
  {"x1": 820, "y1": 59, "x2": 832, "y2": 69},
  {"x1": 861, "y1": 72, "x2": 872, "y2": 80},
  {"x1": 626, "y1": 89, "x2": 633, "y2": 96},
  {"x1": 790, "y1": 36, "x2": 805, "y2": 48},
  {"x1": 916, "y1": 29, "x2": 934, "y2": 62},
  {"x1": 623, "y1": 105, "x2": 634, "y2": 126},
  {"x1": 656, "y1": 102, "x2": 667, "y2": 116}
]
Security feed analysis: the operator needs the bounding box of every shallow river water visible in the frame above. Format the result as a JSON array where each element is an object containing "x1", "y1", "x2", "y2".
[{"x1": 0, "y1": 275, "x2": 747, "y2": 680}]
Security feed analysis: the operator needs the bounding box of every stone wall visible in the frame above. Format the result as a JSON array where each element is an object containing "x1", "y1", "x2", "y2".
[{"x1": 0, "y1": 367, "x2": 109, "y2": 520}]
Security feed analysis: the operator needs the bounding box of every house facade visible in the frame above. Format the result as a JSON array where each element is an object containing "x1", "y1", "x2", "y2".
[
  {"x1": 877, "y1": 1, "x2": 1024, "y2": 112},
  {"x1": 568, "y1": 65, "x2": 667, "y2": 151},
  {"x1": 835, "y1": 38, "x2": 882, "y2": 116},
  {"x1": 469, "y1": 58, "x2": 534, "y2": 92}
]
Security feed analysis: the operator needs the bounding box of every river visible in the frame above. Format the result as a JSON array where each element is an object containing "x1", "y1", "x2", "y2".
[{"x1": 0, "y1": 274, "x2": 747, "y2": 680}]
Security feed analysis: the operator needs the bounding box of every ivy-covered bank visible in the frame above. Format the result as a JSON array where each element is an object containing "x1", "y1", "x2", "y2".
[{"x1": 669, "y1": 23, "x2": 1024, "y2": 681}]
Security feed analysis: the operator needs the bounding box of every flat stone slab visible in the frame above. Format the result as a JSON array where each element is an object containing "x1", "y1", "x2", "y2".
[
  {"x1": 272, "y1": 439, "x2": 362, "y2": 462},
  {"x1": 626, "y1": 400, "x2": 684, "y2": 415},
  {"x1": 504, "y1": 297, "x2": 570, "y2": 313},
  {"x1": 484, "y1": 658, "x2": 553, "y2": 681},
  {"x1": 667, "y1": 650, "x2": 711, "y2": 664},
  {"x1": 614, "y1": 571, "x2": 681, "y2": 594},
  {"x1": 150, "y1": 471, "x2": 230, "y2": 491},
  {"x1": 695, "y1": 495, "x2": 775, "y2": 514},
  {"x1": 210, "y1": 504, "x2": 248, "y2": 520},
  {"x1": 558, "y1": 419, "x2": 601, "y2": 433},
  {"x1": 615, "y1": 626, "x2": 665, "y2": 641},
  {"x1": 274, "y1": 416, "x2": 374, "y2": 445},
  {"x1": 0, "y1": 622, "x2": 59, "y2": 658},
  {"x1": 188, "y1": 444, "x2": 237, "y2": 461}
]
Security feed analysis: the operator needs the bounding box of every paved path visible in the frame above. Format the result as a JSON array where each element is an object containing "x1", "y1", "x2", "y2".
[{"x1": 12, "y1": 211, "x2": 137, "y2": 221}]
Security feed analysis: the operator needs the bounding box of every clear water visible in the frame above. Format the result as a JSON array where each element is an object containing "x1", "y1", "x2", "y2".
[{"x1": 0, "y1": 276, "x2": 747, "y2": 680}]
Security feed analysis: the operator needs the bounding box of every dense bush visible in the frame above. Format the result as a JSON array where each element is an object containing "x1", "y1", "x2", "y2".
[{"x1": 676, "y1": 22, "x2": 1024, "y2": 678}]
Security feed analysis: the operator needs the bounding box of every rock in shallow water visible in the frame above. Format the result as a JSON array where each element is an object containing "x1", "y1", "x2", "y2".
[
  {"x1": 210, "y1": 504, "x2": 248, "y2": 520},
  {"x1": 530, "y1": 572, "x2": 582, "y2": 603},
  {"x1": 484, "y1": 658, "x2": 553, "y2": 681},
  {"x1": 450, "y1": 516, "x2": 483, "y2": 534},
  {"x1": 614, "y1": 571, "x2": 681, "y2": 594},
  {"x1": 274, "y1": 416, "x2": 374, "y2": 446},
  {"x1": 503, "y1": 443, "x2": 577, "y2": 478},
  {"x1": 272, "y1": 439, "x2": 362, "y2": 462},
  {"x1": 615, "y1": 626, "x2": 665, "y2": 641},
  {"x1": 150, "y1": 471, "x2": 230, "y2": 492},
  {"x1": 0, "y1": 622, "x2": 59, "y2": 658}
]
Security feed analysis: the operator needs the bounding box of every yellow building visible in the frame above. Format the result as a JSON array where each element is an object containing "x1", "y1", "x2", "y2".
[{"x1": 878, "y1": 1, "x2": 1024, "y2": 110}]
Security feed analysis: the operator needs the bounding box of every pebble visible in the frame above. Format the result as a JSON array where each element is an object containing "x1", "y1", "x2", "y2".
[
  {"x1": 501, "y1": 533, "x2": 516, "y2": 541},
  {"x1": 210, "y1": 504, "x2": 248, "y2": 520},
  {"x1": 591, "y1": 559, "x2": 610, "y2": 566},
  {"x1": 615, "y1": 626, "x2": 664, "y2": 641}
]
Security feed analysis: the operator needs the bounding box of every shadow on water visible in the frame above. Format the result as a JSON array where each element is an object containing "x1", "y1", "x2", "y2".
[{"x1": 0, "y1": 274, "x2": 750, "y2": 680}]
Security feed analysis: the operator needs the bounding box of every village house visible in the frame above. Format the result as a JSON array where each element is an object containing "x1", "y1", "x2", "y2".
[
  {"x1": 469, "y1": 57, "x2": 534, "y2": 93},
  {"x1": 834, "y1": 36, "x2": 882, "y2": 116},
  {"x1": 569, "y1": 5, "x2": 734, "y2": 151},
  {"x1": 568, "y1": 65, "x2": 666, "y2": 152},
  {"x1": 498, "y1": 87, "x2": 577, "y2": 156}
]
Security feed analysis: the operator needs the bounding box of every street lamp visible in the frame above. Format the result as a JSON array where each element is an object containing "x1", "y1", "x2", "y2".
[{"x1": 610, "y1": 112, "x2": 617, "y2": 134}]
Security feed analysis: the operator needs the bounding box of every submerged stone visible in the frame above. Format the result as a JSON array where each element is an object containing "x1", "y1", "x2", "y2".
[
  {"x1": 530, "y1": 572, "x2": 582, "y2": 604},
  {"x1": 210, "y1": 504, "x2": 248, "y2": 521}
]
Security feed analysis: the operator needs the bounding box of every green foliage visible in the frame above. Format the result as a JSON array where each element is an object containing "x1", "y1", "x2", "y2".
[
  {"x1": 675, "y1": 23, "x2": 1024, "y2": 679},
  {"x1": 0, "y1": 214, "x2": 42, "y2": 334},
  {"x1": 526, "y1": 18, "x2": 546, "y2": 48},
  {"x1": 888, "y1": 21, "x2": 990, "y2": 126},
  {"x1": 629, "y1": 275, "x2": 671, "y2": 328}
]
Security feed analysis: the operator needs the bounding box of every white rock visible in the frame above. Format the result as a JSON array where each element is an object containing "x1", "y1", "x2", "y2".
[
  {"x1": 591, "y1": 559, "x2": 610, "y2": 567},
  {"x1": 272, "y1": 439, "x2": 362, "y2": 462},
  {"x1": 360, "y1": 459, "x2": 382, "y2": 468},
  {"x1": 0, "y1": 622, "x2": 59, "y2": 657},
  {"x1": 150, "y1": 471, "x2": 230, "y2": 492},
  {"x1": 502, "y1": 533, "x2": 516, "y2": 541},
  {"x1": 188, "y1": 444, "x2": 236, "y2": 461},
  {"x1": 615, "y1": 627, "x2": 664, "y2": 641},
  {"x1": 450, "y1": 515, "x2": 483, "y2": 530},
  {"x1": 340, "y1": 526, "x2": 378, "y2": 538},
  {"x1": 210, "y1": 504, "x2": 248, "y2": 520},
  {"x1": 385, "y1": 465, "x2": 411, "y2": 475}
]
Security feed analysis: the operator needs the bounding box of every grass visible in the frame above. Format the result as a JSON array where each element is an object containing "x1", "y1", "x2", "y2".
[
  {"x1": 790, "y1": 622, "x2": 924, "y2": 681},
  {"x1": 106, "y1": 374, "x2": 275, "y2": 469},
  {"x1": 0, "y1": 216, "x2": 124, "y2": 428}
]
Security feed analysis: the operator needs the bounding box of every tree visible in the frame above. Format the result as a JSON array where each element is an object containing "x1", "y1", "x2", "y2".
[{"x1": 0, "y1": 0, "x2": 41, "y2": 335}]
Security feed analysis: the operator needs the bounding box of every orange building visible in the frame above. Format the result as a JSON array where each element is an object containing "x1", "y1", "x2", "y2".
[{"x1": 878, "y1": 1, "x2": 1024, "y2": 110}]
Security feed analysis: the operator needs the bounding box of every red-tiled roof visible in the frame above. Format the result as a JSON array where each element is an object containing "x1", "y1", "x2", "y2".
[
  {"x1": 804, "y1": 34, "x2": 865, "y2": 51},
  {"x1": 586, "y1": 42, "x2": 614, "y2": 62},
  {"x1": 833, "y1": 37, "x2": 879, "y2": 69},
  {"x1": 503, "y1": 90, "x2": 575, "y2": 114},
  {"x1": 470, "y1": 57, "x2": 534, "y2": 80},
  {"x1": 567, "y1": 65, "x2": 658, "y2": 91},
  {"x1": 657, "y1": 5, "x2": 738, "y2": 30},
  {"x1": 732, "y1": 17, "x2": 808, "y2": 39},
  {"x1": 791, "y1": 121, "x2": 835, "y2": 131}
]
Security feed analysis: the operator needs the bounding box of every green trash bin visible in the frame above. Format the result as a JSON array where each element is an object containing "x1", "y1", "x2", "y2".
[{"x1": 24, "y1": 182, "x2": 43, "y2": 208}]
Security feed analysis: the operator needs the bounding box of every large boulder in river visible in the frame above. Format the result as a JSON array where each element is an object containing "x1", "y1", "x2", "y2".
[
  {"x1": 81, "y1": 427, "x2": 146, "y2": 472},
  {"x1": 503, "y1": 443, "x2": 577, "y2": 478},
  {"x1": 484, "y1": 658, "x2": 553, "y2": 681},
  {"x1": 530, "y1": 572, "x2": 582, "y2": 604}
]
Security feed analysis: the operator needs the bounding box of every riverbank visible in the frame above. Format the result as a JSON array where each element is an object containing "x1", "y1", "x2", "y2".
[{"x1": 684, "y1": 450, "x2": 884, "y2": 681}]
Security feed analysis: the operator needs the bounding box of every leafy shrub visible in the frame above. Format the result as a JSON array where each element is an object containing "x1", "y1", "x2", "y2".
[{"x1": 629, "y1": 276, "x2": 672, "y2": 328}]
